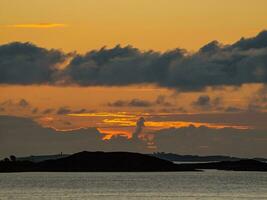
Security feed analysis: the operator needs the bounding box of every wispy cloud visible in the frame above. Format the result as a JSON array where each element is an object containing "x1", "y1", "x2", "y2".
[{"x1": 7, "y1": 23, "x2": 68, "y2": 28}]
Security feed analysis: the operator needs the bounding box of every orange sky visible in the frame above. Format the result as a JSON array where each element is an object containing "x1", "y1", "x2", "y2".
[
  {"x1": 1, "y1": 0, "x2": 267, "y2": 53},
  {"x1": 0, "y1": 84, "x2": 259, "y2": 113},
  {"x1": 0, "y1": 84, "x2": 264, "y2": 138},
  {"x1": 1, "y1": 0, "x2": 267, "y2": 139}
]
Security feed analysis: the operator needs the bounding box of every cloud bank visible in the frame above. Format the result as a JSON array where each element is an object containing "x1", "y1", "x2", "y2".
[
  {"x1": 1, "y1": 116, "x2": 267, "y2": 158},
  {"x1": 0, "y1": 42, "x2": 67, "y2": 84},
  {"x1": 0, "y1": 116, "x2": 146, "y2": 157},
  {"x1": 108, "y1": 96, "x2": 172, "y2": 107},
  {"x1": 0, "y1": 30, "x2": 267, "y2": 90},
  {"x1": 153, "y1": 126, "x2": 267, "y2": 158}
]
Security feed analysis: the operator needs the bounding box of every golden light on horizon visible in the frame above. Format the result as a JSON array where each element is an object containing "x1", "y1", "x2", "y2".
[
  {"x1": 6, "y1": 23, "x2": 68, "y2": 29},
  {"x1": 1, "y1": 0, "x2": 267, "y2": 160}
]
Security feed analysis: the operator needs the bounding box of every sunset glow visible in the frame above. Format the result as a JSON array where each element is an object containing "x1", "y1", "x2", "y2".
[
  {"x1": 1, "y1": 0, "x2": 267, "y2": 157},
  {"x1": 6, "y1": 23, "x2": 68, "y2": 28}
]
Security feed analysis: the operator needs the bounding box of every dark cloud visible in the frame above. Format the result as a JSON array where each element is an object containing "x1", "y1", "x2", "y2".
[
  {"x1": 0, "y1": 116, "x2": 146, "y2": 157},
  {"x1": 108, "y1": 95, "x2": 173, "y2": 107},
  {"x1": 107, "y1": 100, "x2": 127, "y2": 107},
  {"x1": 56, "y1": 107, "x2": 88, "y2": 115},
  {"x1": 128, "y1": 99, "x2": 152, "y2": 107},
  {"x1": 192, "y1": 95, "x2": 223, "y2": 110},
  {"x1": 192, "y1": 95, "x2": 211, "y2": 108},
  {"x1": 199, "y1": 40, "x2": 222, "y2": 53},
  {"x1": 132, "y1": 117, "x2": 145, "y2": 139},
  {"x1": 56, "y1": 106, "x2": 72, "y2": 115},
  {"x1": 0, "y1": 115, "x2": 103, "y2": 157},
  {"x1": 159, "y1": 107, "x2": 187, "y2": 113},
  {"x1": 63, "y1": 121, "x2": 72, "y2": 125},
  {"x1": 190, "y1": 85, "x2": 267, "y2": 113},
  {"x1": 73, "y1": 108, "x2": 87, "y2": 114},
  {"x1": 231, "y1": 31, "x2": 267, "y2": 50},
  {"x1": 0, "y1": 99, "x2": 31, "y2": 111},
  {"x1": 155, "y1": 95, "x2": 173, "y2": 106},
  {"x1": 225, "y1": 106, "x2": 243, "y2": 113},
  {"x1": 1, "y1": 115, "x2": 267, "y2": 158},
  {"x1": 1, "y1": 31, "x2": 267, "y2": 90},
  {"x1": 18, "y1": 99, "x2": 29, "y2": 108},
  {"x1": 0, "y1": 42, "x2": 67, "y2": 84},
  {"x1": 31, "y1": 107, "x2": 38, "y2": 114},
  {"x1": 63, "y1": 45, "x2": 184, "y2": 87},
  {"x1": 247, "y1": 85, "x2": 267, "y2": 112},
  {"x1": 108, "y1": 99, "x2": 153, "y2": 107},
  {"x1": 63, "y1": 31, "x2": 267, "y2": 90},
  {"x1": 42, "y1": 108, "x2": 54, "y2": 114}
]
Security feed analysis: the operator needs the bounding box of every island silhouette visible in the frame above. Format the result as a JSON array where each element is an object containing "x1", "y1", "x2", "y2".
[
  {"x1": 0, "y1": 151, "x2": 196, "y2": 172},
  {"x1": 1, "y1": 151, "x2": 267, "y2": 172}
]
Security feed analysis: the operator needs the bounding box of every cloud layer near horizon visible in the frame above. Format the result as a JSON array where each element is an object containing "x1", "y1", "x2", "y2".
[
  {"x1": 0, "y1": 115, "x2": 146, "y2": 157},
  {"x1": 1, "y1": 30, "x2": 267, "y2": 90},
  {"x1": 1, "y1": 115, "x2": 267, "y2": 158}
]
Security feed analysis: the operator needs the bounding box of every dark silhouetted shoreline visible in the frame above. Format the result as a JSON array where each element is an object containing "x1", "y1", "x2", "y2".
[
  {"x1": 0, "y1": 151, "x2": 197, "y2": 172},
  {"x1": 1, "y1": 151, "x2": 267, "y2": 173}
]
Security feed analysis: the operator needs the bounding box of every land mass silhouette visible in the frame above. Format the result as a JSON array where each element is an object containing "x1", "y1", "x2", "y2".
[
  {"x1": 150, "y1": 152, "x2": 267, "y2": 163},
  {"x1": 0, "y1": 151, "x2": 197, "y2": 172},
  {"x1": 1, "y1": 151, "x2": 267, "y2": 172},
  {"x1": 179, "y1": 159, "x2": 267, "y2": 171},
  {"x1": 17, "y1": 152, "x2": 267, "y2": 163}
]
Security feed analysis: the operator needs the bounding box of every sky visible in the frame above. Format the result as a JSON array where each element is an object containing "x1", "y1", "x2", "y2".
[{"x1": 1, "y1": 0, "x2": 267, "y2": 157}]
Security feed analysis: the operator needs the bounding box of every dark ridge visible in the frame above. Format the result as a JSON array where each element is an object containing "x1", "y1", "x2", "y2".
[
  {"x1": 1, "y1": 152, "x2": 266, "y2": 172},
  {"x1": 18, "y1": 154, "x2": 69, "y2": 163},
  {"x1": 179, "y1": 159, "x2": 267, "y2": 172},
  {"x1": 150, "y1": 152, "x2": 267, "y2": 162},
  {"x1": 0, "y1": 151, "x2": 197, "y2": 172},
  {"x1": 16, "y1": 152, "x2": 267, "y2": 163}
]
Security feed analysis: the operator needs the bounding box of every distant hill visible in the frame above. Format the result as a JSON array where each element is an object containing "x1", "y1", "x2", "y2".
[
  {"x1": 0, "y1": 151, "x2": 197, "y2": 172},
  {"x1": 150, "y1": 152, "x2": 267, "y2": 163},
  {"x1": 17, "y1": 154, "x2": 69, "y2": 163},
  {"x1": 179, "y1": 159, "x2": 267, "y2": 172},
  {"x1": 1, "y1": 151, "x2": 267, "y2": 172},
  {"x1": 17, "y1": 153, "x2": 267, "y2": 163}
]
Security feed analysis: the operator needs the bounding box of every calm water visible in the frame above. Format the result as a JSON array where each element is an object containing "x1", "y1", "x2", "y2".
[{"x1": 0, "y1": 171, "x2": 267, "y2": 200}]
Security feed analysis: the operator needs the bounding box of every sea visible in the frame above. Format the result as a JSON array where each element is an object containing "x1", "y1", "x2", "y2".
[{"x1": 0, "y1": 171, "x2": 266, "y2": 200}]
